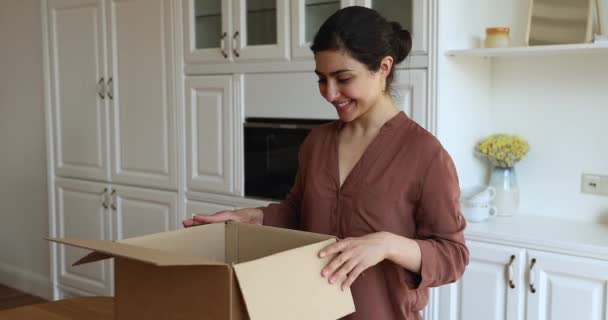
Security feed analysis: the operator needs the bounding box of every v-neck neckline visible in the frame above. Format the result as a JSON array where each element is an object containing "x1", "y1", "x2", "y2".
[{"x1": 333, "y1": 112, "x2": 405, "y2": 192}]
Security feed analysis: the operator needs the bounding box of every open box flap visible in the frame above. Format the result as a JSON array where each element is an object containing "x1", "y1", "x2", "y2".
[
  {"x1": 233, "y1": 239, "x2": 355, "y2": 320},
  {"x1": 119, "y1": 223, "x2": 228, "y2": 262},
  {"x1": 47, "y1": 237, "x2": 226, "y2": 267}
]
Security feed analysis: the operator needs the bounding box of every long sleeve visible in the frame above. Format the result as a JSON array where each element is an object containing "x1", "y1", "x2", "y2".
[{"x1": 409, "y1": 148, "x2": 469, "y2": 289}]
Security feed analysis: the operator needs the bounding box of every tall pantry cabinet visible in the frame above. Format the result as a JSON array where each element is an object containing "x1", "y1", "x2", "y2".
[{"x1": 43, "y1": 0, "x2": 180, "y2": 298}]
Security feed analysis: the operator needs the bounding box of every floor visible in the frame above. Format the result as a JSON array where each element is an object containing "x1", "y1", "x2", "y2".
[{"x1": 0, "y1": 284, "x2": 46, "y2": 311}]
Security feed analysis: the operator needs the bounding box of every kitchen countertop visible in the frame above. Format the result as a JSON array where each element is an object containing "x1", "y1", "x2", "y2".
[{"x1": 464, "y1": 214, "x2": 608, "y2": 260}]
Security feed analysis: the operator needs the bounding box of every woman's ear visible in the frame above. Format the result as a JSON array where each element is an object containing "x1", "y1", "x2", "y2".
[{"x1": 379, "y1": 56, "x2": 394, "y2": 77}]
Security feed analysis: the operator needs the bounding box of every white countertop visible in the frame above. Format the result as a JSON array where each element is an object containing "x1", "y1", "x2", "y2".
[{"x1": 464, "y1": 214, "x2": 608, "y2": 260}]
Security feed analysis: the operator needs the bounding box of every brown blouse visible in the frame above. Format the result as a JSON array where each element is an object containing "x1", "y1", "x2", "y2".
[{"x1": 261, "y1": 112, "x2": 469, "y2": 320}]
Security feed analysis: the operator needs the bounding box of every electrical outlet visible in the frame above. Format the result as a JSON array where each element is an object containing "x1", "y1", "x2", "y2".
[{"x1": 581, "y1": 174, "x2": 608, "y2": 196}]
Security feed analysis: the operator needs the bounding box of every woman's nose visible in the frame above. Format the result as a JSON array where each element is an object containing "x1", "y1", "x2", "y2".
[{"x1": 324, "y1": 82, "x2": 339, "y2": 102}]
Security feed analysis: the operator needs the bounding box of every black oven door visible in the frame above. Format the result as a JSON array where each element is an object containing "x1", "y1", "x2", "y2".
[{"x1": 244, "y1": 118, "x2": 331, "y2": 200}]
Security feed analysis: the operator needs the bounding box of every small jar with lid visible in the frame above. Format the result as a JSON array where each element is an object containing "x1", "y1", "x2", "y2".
[{"x1": 484, "y1": 27, "x2": 511, "y2": 48}]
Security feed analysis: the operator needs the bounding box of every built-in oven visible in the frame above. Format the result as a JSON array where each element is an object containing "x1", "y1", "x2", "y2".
[{"x1": 244, "y1": 118, "x2": 332, "y2": 200}]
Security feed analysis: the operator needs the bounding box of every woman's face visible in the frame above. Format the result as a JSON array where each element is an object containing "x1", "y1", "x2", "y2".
[{"x1": 314, "y1": 50, "x2": 387, "y2": 123}]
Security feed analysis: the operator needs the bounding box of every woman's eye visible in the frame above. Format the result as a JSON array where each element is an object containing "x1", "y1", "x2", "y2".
[
  {"x1": 338, "y1": 78, "x2": 352, "y2": 83},
  {"x1": 317, "y1": 79, "x2": 327, "y2": 84}
]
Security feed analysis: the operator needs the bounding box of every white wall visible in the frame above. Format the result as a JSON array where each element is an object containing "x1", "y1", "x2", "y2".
[
  {"x1": 0, "y1": 0, "x2": 51, "y2": 298},
  {"x1": 492, "y1": 55, "x2": 608, "y2": 222},
  {"x1": 437, "y1": 0, "x2": 608, "y2": 223}
]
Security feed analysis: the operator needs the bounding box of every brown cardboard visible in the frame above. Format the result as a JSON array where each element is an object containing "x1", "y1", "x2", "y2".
[{"x1": 48, "y1": 222, "x2": 355, "y2": 320}]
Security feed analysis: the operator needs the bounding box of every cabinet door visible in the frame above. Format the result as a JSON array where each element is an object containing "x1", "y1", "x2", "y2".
[
  {"x1": 290, "y1": 0, "x2": 355, "y2": 59},
  {"x1": 232, "y1": 0, "x2": 289, "y2": 61},
  {"x1": 110, "y1": 185, "x2": 178, "y2": 240},
  {"x1": 55, "y1": 178, "x2": 112, "y2": 296},
  {"x1": 47, "y1": 0, "x2": 110, "y2": 181},
  {"x1": 526, "y1": 250, "x2": 608, "y2": 320},
  {"x1": 392, "y1": 70, "x2": 428, "y2": 129},
  {"x1": 107, "y1": 0, "x2": 178, "y2": 189},
  {"x1": 184, "y1": 0, "x2": 233, "y2": 63},
  {"x1": 444, "y1": 241, "x2": 526, "y2": 320},
  {"x1": 357, "y1": 0, "x2": 428, "y2": 55},
  {"x1": 185, "y1": 76, "x2": 238, "y2": 195}
]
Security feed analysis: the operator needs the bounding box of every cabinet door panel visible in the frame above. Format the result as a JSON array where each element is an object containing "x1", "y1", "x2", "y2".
[
  {"x1": 526, "y1": 250, "x2": 608, "y2": 320},
  {"x1": 185, "y1": 0, "x2": 233, "y2": 63},
  {"x1": 291, "y1": 0, "x2": 354, "y2": 59},
  {"x1": 111, "y1": 185, "x2": 178, "y2": 240},
  {"x1": 108, "y1": 0, "x2": 177, "y2": 189},
  {"x1": 445, "y1": 241, "x2": 525, "y2": 320},
  {"x1": 392, "y1": 70, "x2": 427, "y2": 129},
  {"x1": 55, "y1": 178, "x2": 112, "y2": 296},
  {"x1": 185, "y1": 76, "x2": 237, "y2": 195},
  {"x1": 48, "y1": 0, "x2": 110, "y2": 181},
  {"x1": 233, "y1": 0, "x2": 289, "y2": 61},
  {"x1": 244, "y1": 72, "x2": 336, "y2": 120},
  {"x1": 358, "y1": 0, "x2": 427, "y2": 55}
]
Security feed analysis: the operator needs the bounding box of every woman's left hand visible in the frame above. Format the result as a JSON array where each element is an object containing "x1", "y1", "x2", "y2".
[{"x1": 319, "y1": 232, "x2": 392, "y2": 290}]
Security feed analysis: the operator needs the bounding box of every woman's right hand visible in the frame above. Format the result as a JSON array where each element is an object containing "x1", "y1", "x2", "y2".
[{"x1": 182, "y1": 207, "x2": 264, "y2": 228}]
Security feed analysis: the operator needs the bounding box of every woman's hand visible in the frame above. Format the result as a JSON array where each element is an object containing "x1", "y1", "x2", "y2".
[
  {"x1": 182, "y1": 208, "x2": 264, "y2": 228},
  {"x1": 318, "y1": 232, "x2": 392, "y2": 290}
]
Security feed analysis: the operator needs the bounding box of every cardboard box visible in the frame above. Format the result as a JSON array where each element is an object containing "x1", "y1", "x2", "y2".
[{"x1": 49, "y1": 222, "x2": 355, "y2": 320}]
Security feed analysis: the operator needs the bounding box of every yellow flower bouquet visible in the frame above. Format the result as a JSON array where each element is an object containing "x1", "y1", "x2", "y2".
[{"x1": 475, "y1": 134, "x2": 529, "y2": 168}]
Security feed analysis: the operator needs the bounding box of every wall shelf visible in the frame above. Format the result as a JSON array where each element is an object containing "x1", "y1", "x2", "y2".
[{"x1": 446, "y1": 43, "x2": 608, "y2": 58}]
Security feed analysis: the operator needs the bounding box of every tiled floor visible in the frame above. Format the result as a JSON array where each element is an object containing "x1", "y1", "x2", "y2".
[{"x1": 0, "y1": 284, "x2": 46, "y2": 311}]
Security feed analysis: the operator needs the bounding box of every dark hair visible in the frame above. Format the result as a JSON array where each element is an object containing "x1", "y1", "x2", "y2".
[{"x1": 310, "y1": 6, "x2": 412, "y2": 93}]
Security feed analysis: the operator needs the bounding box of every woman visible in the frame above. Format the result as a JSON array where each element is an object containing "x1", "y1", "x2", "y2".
[{"x1": 183, "y1": 6, "x2": 468, "y2": 320}]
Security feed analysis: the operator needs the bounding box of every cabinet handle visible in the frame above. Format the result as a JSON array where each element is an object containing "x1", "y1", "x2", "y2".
[
  {"x1": 220, "y1": 32, "x2": 228, "y2": 58},
  {"x1": 232, "y1": 31, "x2": 240, "y2": 58},
  {"x1": 507, "y1": 254, "x2": 516, "y2": 289},
  {"x1": 98, "y1": 77, "x2": 105, "y2": 100},
  {"x1": 529, "y1": 258, "x2": 537, "y2": 294},
  {"x1": 107, "y1": 77, "x2": 114, "y2": 100},
  {"x1": 101, "y1": 188, "x2": 108, "y2": 209},
  {"x1": 110, "y1": 189, "x2": 117, "y2": 211}
]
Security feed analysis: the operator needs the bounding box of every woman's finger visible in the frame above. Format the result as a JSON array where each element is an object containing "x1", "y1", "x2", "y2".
[
  {"x1": 319, "y1": 238, "x2": 351, "y2": 258},
  {"x1": 182, "y1": 218, "x2": 195, "y2": 228},
  {"x1": 193, "y1": 211, "x2": 237, "y2": 224},
  {"x1": 342, "y1": 264, "x2": 365, "y2": 290},
  {"x1": 329, "y1": 257, "x2": 359, "y2": 285},
  {"x1": 322, "y1": 249, "x2": 352, "y2": 278}
]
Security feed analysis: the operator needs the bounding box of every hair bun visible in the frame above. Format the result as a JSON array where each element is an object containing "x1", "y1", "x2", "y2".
[{"x1": 389, "y1": 22, "x2": 412, "y2": 63}]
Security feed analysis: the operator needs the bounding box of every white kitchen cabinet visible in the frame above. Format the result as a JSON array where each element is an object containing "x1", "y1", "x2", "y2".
[
  {"x1": 243, "y1": 69, "x2": 429, "y2": 128},
  {"x1": 357, "y1": 0, "x2": 428, "y2": 55},
  {"x1": 183, "y1": 0, "x2": 290, "y2": 64},
  {"x1": 54, "y1": 178, "x2": 112, "y2": 296},
  {"x1": 446, "y1": 241, "x2": 526, "y2": 320},
  {"x1": 53, "y1": 178, "x2": 178, "y2": 296},
  {"x1": 184, "y1": 0, "x2": 428, "y2": 65},
  {"x1": 47, "y1": 0, "x2": 110, "y2": 182},
  {"x1": 46, "y1": 0, "x2": 178, "y2": 189},
  {"x1": 184, "y1": 75, "x2": 242, "y2": 196},
  {"x1": 526, "y1": 250, "x2": 608, "y2": 320},
  {"x1": 441, "y1": 240, "x2": 608, "y2": 320},
  {"x1": 290, "y1": 0, "x2": 355, "y2": 59},
  {"x1": 111, "y1": 184, "x2": 178, "y2": 240},
  {"x1": 392, "y1": 69, "x2": 428, "y2": 129}
]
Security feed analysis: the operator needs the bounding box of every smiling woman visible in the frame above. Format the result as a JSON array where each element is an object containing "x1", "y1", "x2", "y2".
[{"x1": 184, "y1": 6, "x2": 469, "y2": 320}]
